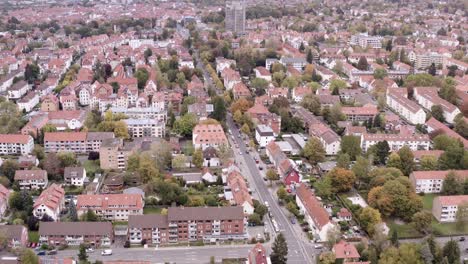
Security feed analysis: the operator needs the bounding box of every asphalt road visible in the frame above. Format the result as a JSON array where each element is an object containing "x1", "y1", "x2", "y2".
[
  {"x1": 226, "y1": 114, "x2": 316, "y2": 264},
  {"x1": 41, "y1": 244, "x2": 254, "y2": 264}
]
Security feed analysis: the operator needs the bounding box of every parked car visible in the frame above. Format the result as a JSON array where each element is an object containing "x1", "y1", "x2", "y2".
[
  {"x1": 314, "y1": 244, "x2": 323, "y2": 249},
  {"x1": 101, "y1": 249, "x2": 112, "y2": 256},
  {"x1": 47, "y1": 250, "x2": 57, "y2": 255},
  {"x1": 460, "y1": 237, "x2": 465, "y2": 242},
  {"x1": 86, "y1": 248, "x2": 95, "y2": 253},
  {"x1": 290, "y1": 218, "x2": 296, "y2": 224},
  {"x1": 36, "y1": 251, "x2": 46, "y2": 256}
]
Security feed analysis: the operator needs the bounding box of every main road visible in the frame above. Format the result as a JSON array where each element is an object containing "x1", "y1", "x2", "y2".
[{"x1": 226, "y1": 114, "x2": 315, "y2": 264}]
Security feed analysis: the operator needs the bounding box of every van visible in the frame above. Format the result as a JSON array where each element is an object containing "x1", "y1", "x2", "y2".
[{"x1": 101, "y1": 249, "x2": 112, "y2": 256}]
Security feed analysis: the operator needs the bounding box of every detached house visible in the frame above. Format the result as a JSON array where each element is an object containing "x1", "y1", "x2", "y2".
[
  {"x1": 296, "y1": 184, "x2": 335, "y2": 241},
  {"x1": 247, "y1": 103, "x2": 281, "y2": 135},
  {"x1": 33, "y1": 184, "x2": 65, "y2": 221},
  {"x1": 333, "y1": 240, "x2": 360, "y2": 262},
  {"x1": 64, "y1": 167, "x2": 87, "y2": 186},
  {"x1": 17, "y1": 91, "x2": 39, "y2": 112},
  {"x1": 0, "y1": 225, "x2": 28, "y2": 248},
  {"x1": 7, "y1": 80, "x2": 30, "y2": 100},
  {"x1": 14, "y1": 170, "x2": 48, "y2": 190}
]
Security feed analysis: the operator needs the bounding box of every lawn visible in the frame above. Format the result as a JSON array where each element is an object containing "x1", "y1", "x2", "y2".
[
  {"x1": 387, "y1": 219, "x2": 422, "y2": 238},
  {"x1": 82, "y1": 160, "x2": 100, "y2": 179},
  {"x1": 432, "y1": 219, "x2": 468, "y2": 236},
  {"x1": 143, "y1": 207, "x2": 163, "y2": 214},
  {"x1": 29, "y1": 231, "x2": 39, "y2": 243},
  {"x1": 421, "y1": 193, "x2": 437, "y2": 211}
]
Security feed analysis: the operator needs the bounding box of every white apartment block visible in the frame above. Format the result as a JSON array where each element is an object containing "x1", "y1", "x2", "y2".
[
  {"x1": 433, "y1": 195, "x2": 468, "y2": 222},
  {"x1": 124, "y1": 118, "x2": 165, "y2": 138},
  {"x1": 386, "y1": 89, "x2": 426, "y2": 125},
  {"x1": 413, "y1": 87, "x2": 461, "y2": 123},
  {"x1": 14, "y1": 170, "x2": 48, "y2": 190},
  {"x1": 410, "y1": 170, "x2": 468, "y2": 194},
  {"x1": 255, "y1": 125, "x2": 275, "y2": 148},
  {"x1": 350, "y1": 33, "x2": 383, "y2": 49},
  {"x1": 360, "y1": 133, "x2": 431, "y2": 152},
  {"x1": 415, "y1": 52, "x2": 444, "y2": 69},
  {"x1": 0, "y1": 134, "x2": 34, "y2": 155},
  {"x1": 17, "y1": 92, "x2": 39, "y2": 112},
  {"x1": 110, "y1": 107, "x2": 167, "y2": 122}
]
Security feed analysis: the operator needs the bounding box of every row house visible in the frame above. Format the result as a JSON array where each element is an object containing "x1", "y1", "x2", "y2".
[
  {"x1": 410, "y1": 170, "x2": 468, "y2": 194},
  {"x1": 266, "y1": 141, "x2": 300, "y2": 186},
  {"x1": 17, "y1": 91, "x2": 39, "y2": 112},
  {"x1": 413, "y1": 86, "x2": 461, "y2": 123},
  {"x1": 309, "y1": 123, "x2": 341, "y2": 156},
  {"x1": 444, "y1": 58, "x2": 468, "y2": 72},
  {"x1": 0, "y1": 184, "x2": 10, "y2": 219},
  {"x1": 39, "y1": 222, "x2": 113, "y2": 247},
  {"x1": 124, "y1": 118, "x2": 166, "y2": 138},
  {"x1": 64, "y1": 167, "x2": 87, "y2": 186},
  {"x1": 296, "y1": 184, "x2": 336, "y2": 241},
  {"x1": 192, "y1": 123, "x2": 228, "y2": 150},
  {"x1": 0, "y1": 225, "x2": 28, "y2": 248},
  {"x1": 0, "y1": 134, "x2": 34, "y2": 155},
  {"x1": 433, "y1": 195, "x2": 468, "y2": 223},
  {"x1": 386, "y1": 88, "x2": 426, "y2": 125},
  {"x1": 7, "y1": 80, "x2": 30, "y2": 100},
  {"x1": 233, "y1": 83, "x2": 251, "y2": 100},
  {"x1": 225, "y1": 169, "x2": 254, "y2": 215},
  {"x1": 425, "y1": 117, "x2": 468, "y2": 149},
  {"x1": 360, "y1": 132, "x2": 431, "y2": 152},
  {"x1": 76, "y1": 193, "x2": 144, "y2": 221},
  {"x1": 33, "y1": 184, "x2": 65, "y2": 221},
  {"x1": 44, "y1": 132, "x2": 115, "y2": 153},
  {"x1": 341, "y1": 105, "x2": 378, "y2": 123},
  {"x1": 247, "y1": 103, "x2": 281, "y2": 136},
  {"x1": 14, "y1": 170, "x2": 48, "y2": 190},
  {"x1": 128, "y1": 207, "x2": 247, "y2": 245}
]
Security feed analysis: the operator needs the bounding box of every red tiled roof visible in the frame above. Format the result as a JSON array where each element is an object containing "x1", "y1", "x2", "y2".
[
  {"x1": 77, "y1": 194, "x2": 143, "y2": 210},
  {"x1": 410, "y1": 170, "x2": 468, "y2": 180},
  {"x1": 33, "y1": 183, "x2": 64, "y2": 211},
  {"x1": 333, "y1": 240, "x2": 360, "y2": 259},
  {"x1": 436, "y1": 195, "x2": 468, "y2": 206},
  {"x1": 0, "y1": 134, "x2": 32, "y2": 144},
  {"x1": 296, "y1": 183, "x2": 330, "y2": 229},
  {"x1": 44, "y1": 132, "x2": 87, "y2": 142}
]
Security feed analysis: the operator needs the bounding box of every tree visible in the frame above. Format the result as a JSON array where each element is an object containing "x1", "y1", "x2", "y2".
[
  {"x1": 390, "y1": 229, "x2": 399, "y2": 247},
  {"x1": 138, "y1": 154, "x2": 159, "y2": 183},
  {"x1": 420, "y1": 155, "x2": 438, "y2": 171},
  {"x1": 230, "y1": 97, "x2": 252, "y2": 114},
  {"x1": 251, "y1": 78, "x2": 269, "y2": 93},
  {"x1": 329, "y1": 79, "x2": 347, "y2": 92},
  {"x1": 306, "y1": 49, "x2": 313, "y2": 63},
  {"x1": 314, "y1": 176, "x2": 333, "y2": 200},
  {"x1": 428, "y1": 63, "x2": 437, "y2": 76},
  {"x1": 387, "y1": 153, "x2": 402, "y2": 170},
  {"x1": 211, "y1": 96, "x2": 226, "y2": 121},
  {"x1": 68, "y1": 199, "x2": 78, "y2": 221},
  {"x1": 396, "y1": 146, "x2": 414, "y2": 175},
  {"x1": 24, "y1": 63, "x2": 40, "y2": 84},
  {"x1": 357, "y1": 56, "x2": 369, "y2": 70},
  {"x1": 134, "y1": 68, "x2": 149, "y2": 90},
  {"x1": 302, "y1": 137, "x2": 325, "y2": 165},
  {"x1": 370, "y1": 140, "x2": 390, "y2": 165},
  {"x1": 455, "y1": 202, "x2": 468, "y2": 231},
  {"x1": 1, "y1": 159, "x2": 19, "y2": 182},
  {"x1": 319, "y1": 252, "x2": 336, "y2": 264},
  {"x1": 144, "y1": 48, "x2": 153, "y2": 63},
  {"x1": 327, "y1": 168, "x2": 356, "y2": 193},
  {"x1": 266, "y1": 169, "x2": 279, "y2": 184},
  {"x1": 431, "y1": 105, "x2": 446, "y2": 123},
  {"x1": 412, "y1": 211, "x2": 432, "y2": 234},
  {"x1": 192, "y1": 148, "x2": 204, "y2": 169},
  {"x1": 441, "y1": 172, "x2": 463, "y2": 195},
  {"x1": 454, "y1": 115, "x2": 468, "y2": 138},
  {"x1": 172, "y1": 154, "x2": 187, "y2": 170},
  {"x1": 82, "y1": 209, "x2": 98, "y2": 222},
  {"x1": 173, "y1": 113, "x2": 197, "y2": 137},
  {"x1": 270, "y1": 233, "x2": 288, "y2": 264},
  {"x1": 442, "y1": 240, "x2": 460, "y2": 264},
  {"x1": 113, "y1": 121, "x2": 129, "y2": 139},
  {"x1": 373, "y1": 68, "x2": 388, "y2": 79},
  {"x1": 241, "y1": 123, "x2": 250, "y2": 135},
  {"x1": 78, "y1": 244, "x2": 88, "y2": 262},
  {"x1": 419, "y1": 242, "x2": 434, "y2": 264},
  {"x1": 352, "y1": 156, "x2": 371, "y2": 188},
  {"x1": 340, "y1": 136, "x2": 361, "y2": 160},
  {"x1": 300, "y1": 94, "x2": 321, "y2": 115},
  {"x1": 336, "y1": 153, "x2": 351, "y2": 169},
  {"x1": 359, "y1": 207, "x2": 382, "y2": 235},
  {"x1": 20, "y1": 249, "x2": 39, "y2": 264},
  {"x1": 276, "y1": 187, "x2": 288, "y2": 201}
]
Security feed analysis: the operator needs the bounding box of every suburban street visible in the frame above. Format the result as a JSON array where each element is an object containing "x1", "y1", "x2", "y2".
[
  {"x1": 226, "y1": 114, "x2": 316, "y2": 264},
  {"x1": 40, "y1": 244, "x2": 254, "y2": 263}
]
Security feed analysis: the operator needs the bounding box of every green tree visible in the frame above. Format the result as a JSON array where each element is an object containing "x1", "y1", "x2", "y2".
[
  {"x1": 270, "y1": 233, "x2": 288, "y2": 264},
  {"x1": 329, "y1": 79, "x2": 347, "y2": 92},
  {"x1": 20, "y1": 249, "x2": 39, "y2": 264},
  {"x1": 352, "y1": 156, "x2": 372, "y2": 188},
  {"x1": 455, "y1": 202, "x2": 468, "y2": 231},
  {"x1": 192, "y1": 148, "x2": 203, "y2": 169},
  {"x1": 340, "y1": 136, "x2": 362, "y2": 160},
  {"x1": 302, "y1": 137, "x2": 325, "y2": 165},
  {"x1": 357, "y1": 56, "x2": 369, "y2": 70},
  {"x1": 134, "y1": 68, "x2": 149, "y2": 90},
  {"x1": 82, "y1": 209, "x2": 98, "y2": 222},
  {"x1": 411, "y1": 211, "x2": 432, "y2": 234},
  {"x1": 327, "y1": 168, "x2": 356, "y2": 193},
  {"x1": 431, "y1": 105, "x2": 446, "y2": 122},
  {"x1": 336, "y1": 153, "x2": 351, "y2": 169},
  {"x1": 442, "y1": 240, "x2": 460, "y2": 264},
  {"x1": 441, "y1": 172, "x2": 463, "y2": 195},
  {"x1": 211, "y1": 96, "x2": 226, "y2": 121},
  {"x1": 172, "y1": 154, "x2": 187, "y2": 170},
  {"x1": 1, "y1": 159, "x2": 19, "y2": 182},
  {"x1": 78, "y1": 243, "x2": 88, "y2": 262},
  {"x1": 374, "y1": 68, "x2": 388, "y2": 79},
  {"x1": 387, "y1": 153, "x2": 402, "y2": 170},
  {"x1": 24, "y1": 63, "x2": 40, "y2": 84},
  {"x1": 144, "y1": 48, "x2": 153, "y2": 63},
  {"x1": 454, "y1": 115, "x2": 468, "y2": 138},
  {"x1": 314, "y1": 176, "x2": 333, "y2": 200},
  {"x1": 369, "y1": 140, "x2": 390, "y2": 165},
  {"x1": 241, "y1": 123, "x2": 251, "y2": 135},
  {"x1": 173, "y1": 113, "x2": 197, "y2": 137},
  {"x1": 397, "y1": 146, "x2": 414, "y2": 176},
  {"x1": 420, "y1": 155, "x2": 438, "y2": 171},
  {"x1": 266, "y1": 169, "x2": 279, "y2": 184},
  {"x1": 300, "y1": 94, "x2": 321, "y2": 115},
  {"x1": 276, "y1": 187, "x2": 288, "y2": 201},
  {"x1": 390, "y1": 229, "x2": 399, "y2": 247},
  {"x1": 359, "y1": 207, "x2": 382, "y2": 236}
]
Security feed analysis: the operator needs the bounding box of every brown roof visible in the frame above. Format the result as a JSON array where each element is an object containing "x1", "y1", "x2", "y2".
[
  {"x1": 14, "y1": 170, "x2": 47, "y2": 181},
  {"x1": 33, "y1": 183, "x2": 64, "y2": 211},
  {"x1": 168, "y1": 206, "x2": 244, "y2": 221},
  {"x1": 0, "y1": 225, "x2": 26, "y2": 242},
  {"x1": 410, "y1": 170, "x2": 468, "y2": 180},
  {"x1": 0, "y1": 134, "x2": 31, "y2": 144},
  {"x1": 64, "y1": 167, "x2": 85, "y2": 180},
  {"x1": 77, "y1": 194, "x2": 143, "y2": 210},
  {"x1": 296, "y1": 183, "x2": 330, "y2": 229},
  {"x1": 44, "y1": 132, "x2": 87, "y2": 142},
  {"x1": 333, "y1": 240, "x2": 360, "y2": 259},
  {"x1": 39, "y1": 222, "x2": 113, "y2": 236},
  {"x1": 193, "y1": 124, "x2": 228, "y2": 146},
  {"x1": 435, "y1": 195, "x2": 468, "y2": 206},
  {"x1": 128, "y1": 214, "x2": 168, "y2": 229}
]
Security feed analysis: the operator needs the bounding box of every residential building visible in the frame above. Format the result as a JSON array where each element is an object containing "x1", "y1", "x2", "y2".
[
  {"x1": 203, "y1": 147, "x2": 220, "y2": 168},
  {"x1": 333, "y1": 240, "x2": 360, "y2": 262},
  {"x1": 192, "y1": 123, "x2": 228, "y2": 150},
  {"x1": 110, "y1": 107, "x2": 166, "y2": 122},
  {"x1": 386, "y1": 88, "x2": 426, "y2": 125},
  {"x1": 39, "y1": 222, "x2": 113, "y2": 246},
  {"x1": 247, "y1": 104, "x2": 281, "y2": 135},
  {"x1": 33, "y1": 184, "x2": 65, "y2": 221},
  {"x1": 295, "y1": 184, "x2": 335, "y2": 241},
  {"x1": 99, "y1": 138, "x2": 135, "y2": 170},
  {"x1": 0, "y1": 134, "x2": 34, "y2": 155},
  {"x1": 350, "y1": 33, "x2": 383, "y2": 49},
  {"x1": 341, "y1": 105, "x2": 378, "y2": 123},
  {"x1": 128, "y1": 214, "x2": 169, "y2": 245},
  {"x1": 47, "y1": 110, "x2": 86, "y2": 130},
  {"x1": 292, "y1": 86, "x2": 313, "y2": 103},
  {"x1": 255, "y1": 125, "x2": 275, "y2": 148},
  {"x1": 425, "y1": 117, "x2": 468, "y2": 149},
  {"x1": 360, "y1": 132, "x2": 430, "y2": 152},
  {"x1": 64, "y1": 167, "x2": 87, "y2": 186},
  {"x1": 225, "y1": 169, "x2": 254, "y2": 215},
  {"x1": 225, "y1": 0, "x2": 246, "y2": 34},
  {"x1": 413, "y1": 87, "x2": 461, "y2": 123},
  {"x1": 17, "y1": 91, "x2": 39, "y2": 112},
  {"x1": 433, "y1": 195, "x2": 468, "y2": 222},
  {"x1": 14, "y1": 170, "x2": 48, "y2": 190},
  {"x1": 309, "y1": 123, "x2": 341, "y2": 155},
  {"x1": 20, "y1": 114, "x2": 49, "y2": 138},
  {"x1": 337, "y1": 208, "x2": 352, "y2": 222},
  {"x1": 0, "y1": 184, "x2": 10, "y2": 219},
  {"x1": 0, "y1": 225, "x2": 28, "y2": 248},
  {"x1": 410, "y1": 170, "x2": 468, "y2": 194},
  {"x1": 124, "y1": 118, "x2": 165, "y2": 138},
  {"x1": 415, "y1": 51, "x2": 444, "y2": 69},
  {"x1": 44, "y1": 132, "x2": 115, "y2": 153},
  {"x1": 265, "y1": 141, "x2": 300, "y2": 185},
  {"x1": 7, "y1": 80, "x2": 30, "y2": 100},
  {"x1": 215, "y1": 57, "x2": 236, "y2": 74},
  {"x1": 76, "y1": 194, "x2": 144, "y2": 221},
  {"x1": 254, "y1": 67, "x2": 272, "y2": 81}
]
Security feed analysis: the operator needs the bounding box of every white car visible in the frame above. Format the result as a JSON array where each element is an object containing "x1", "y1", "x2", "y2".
[
  {"x1": 85, "y1": 248, "x2": 94, "y2": 253},
  {"x1": 314, "y1": 244, "x2": 323, "y2": 249},
  {"x1": 101, "y1": 249, "x2": 112, "y2": 256}
]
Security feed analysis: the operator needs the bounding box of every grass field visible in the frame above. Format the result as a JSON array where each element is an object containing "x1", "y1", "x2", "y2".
[
  {"x1": 143, "y1": 207, "x2": 163, "y2": 214},
  {"x1": 29, "y1": 231, "x2": 39, "y2": 243},
  {"x1": 421, "y1": 193, "x2": 437, "y2": 211}
]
